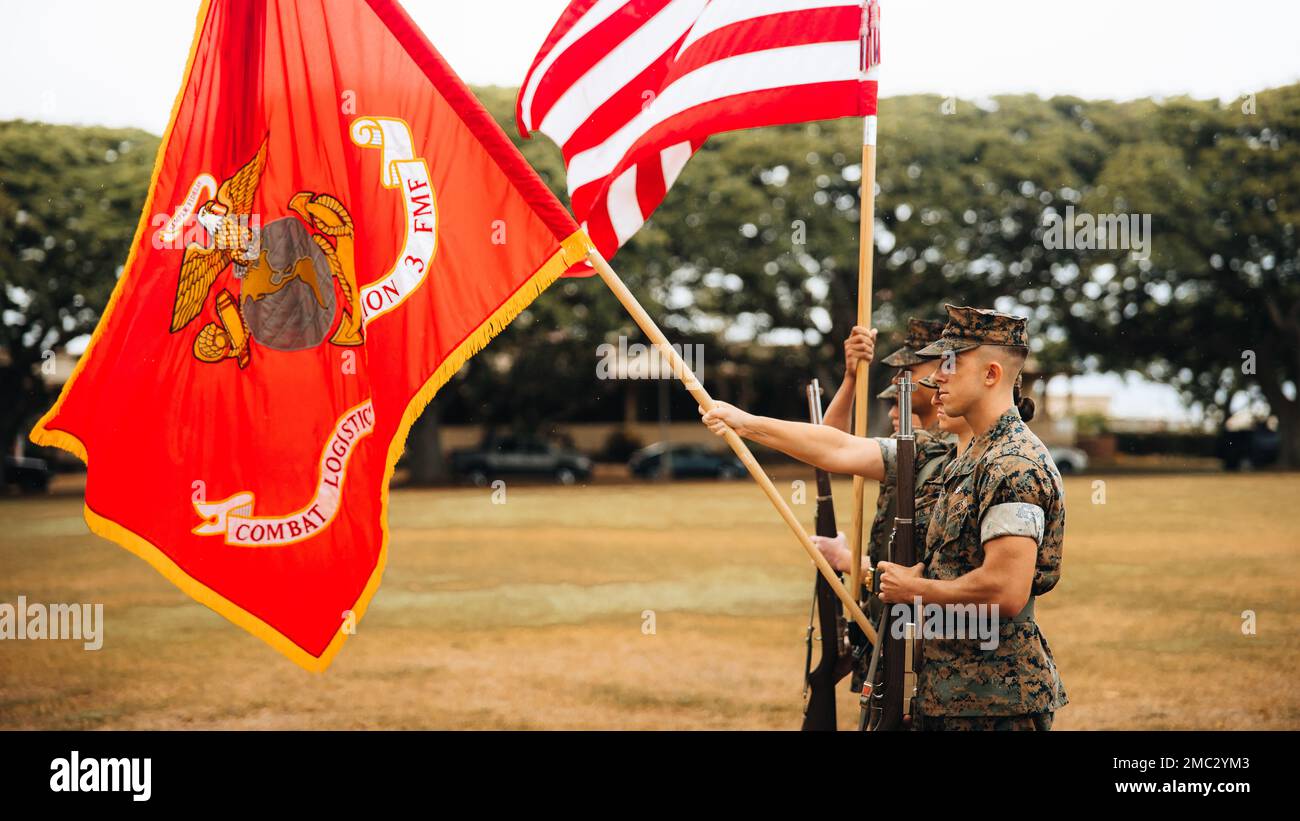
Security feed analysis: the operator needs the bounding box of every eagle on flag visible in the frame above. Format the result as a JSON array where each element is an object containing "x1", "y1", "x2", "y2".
[{"x1": 31, "y1": 0, "x2": 590, "y2": 671}]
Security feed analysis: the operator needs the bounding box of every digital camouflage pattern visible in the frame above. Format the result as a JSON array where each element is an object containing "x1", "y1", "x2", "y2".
[
  {"x1": 916, "y1": 407, "x2": 1068, "y2": 717},
  {"x1": 913, "y1": 711, "x2": 1053, "y2": 731},
  {"x1": 915, "y1": 462, "x2": 948, "y2": 566},
  {"x1": 915, "y1": 304, "x2": 1029, "y2": 356},
  {"x1": 881, "y1": 317, "x2": 947, "y2": 367},
  {"x1": 871, "y1": 427, "x2": 957, "y2": 568},
  {"x1": 862, "y1": 428, "x2": 955, "y2": 625},
  {"x1": 854, "y1": 426, "x2": 956, "y2": 692}
]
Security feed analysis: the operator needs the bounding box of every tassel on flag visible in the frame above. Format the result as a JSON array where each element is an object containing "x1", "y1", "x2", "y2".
[{"x1": 863, "y1": 0, "x2": 882, "y2": 74}]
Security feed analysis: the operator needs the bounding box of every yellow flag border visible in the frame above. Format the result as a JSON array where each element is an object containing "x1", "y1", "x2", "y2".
[{"x1": 29, "y1": 0, "x2": 593, "y2": 672}]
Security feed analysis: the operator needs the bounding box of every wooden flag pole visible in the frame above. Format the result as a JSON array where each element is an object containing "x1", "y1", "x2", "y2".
[
  {"x1": 587, "y1": 248, "x2": 877, "y2": 645},
  {"x1": 848, "y1": 117, "x2": 878, "y2": 603}
]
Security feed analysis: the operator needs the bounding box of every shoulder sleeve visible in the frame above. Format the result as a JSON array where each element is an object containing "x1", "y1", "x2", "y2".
[
  {"x1": 873, "y1": 437, "x2": 897, "y2": 483},
  {"x1": 978, "y1": 456, "x2": 1054, "y2": 546}
]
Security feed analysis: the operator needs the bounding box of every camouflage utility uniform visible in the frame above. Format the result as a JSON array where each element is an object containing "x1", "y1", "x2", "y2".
[
  {"x1": 909, "y1": 306, "x2": 1068, "y2": 731},
  {"x1": 875, "y1": 429, "x2": 957, "y2": 566},
  {"x1": 852, "y1": 318, "x2": 952, "y2": 694},
  {"x1": 865, "y1": 317, "x2": 949, "y2": 571}
]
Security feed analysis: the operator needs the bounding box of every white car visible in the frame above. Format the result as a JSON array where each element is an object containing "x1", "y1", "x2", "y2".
[{"x1": 1048, "y1": 446, "x2": 1088, "y2": 475}]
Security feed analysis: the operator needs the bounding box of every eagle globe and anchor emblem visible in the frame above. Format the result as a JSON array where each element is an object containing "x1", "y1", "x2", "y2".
[
  {"x1": 165, "y1": 136, "x2": 364, "y2": 367},
  {"x1": 161, "y1": 117, "x2": 439, "y2": 549}
]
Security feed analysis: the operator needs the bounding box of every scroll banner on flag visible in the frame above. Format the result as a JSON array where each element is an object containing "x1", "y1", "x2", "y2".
[{"x1": 31, "y1": 0, "x2": 591, "y2": 671}]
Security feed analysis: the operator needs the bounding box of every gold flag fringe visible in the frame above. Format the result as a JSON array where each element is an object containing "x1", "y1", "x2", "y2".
[{"x1": 30, "y1": 229, "x2": 592, "y2": 672}]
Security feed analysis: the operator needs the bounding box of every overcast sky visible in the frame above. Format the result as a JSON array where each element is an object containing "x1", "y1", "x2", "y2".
[{"x1": 3, "y1": 0, "x2": 1298, "y2": 133}]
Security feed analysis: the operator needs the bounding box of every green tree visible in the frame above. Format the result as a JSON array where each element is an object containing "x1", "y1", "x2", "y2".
[
  {"x1": 1067, "y1": 86, "x2": 1300, "y2": 464},
  {"x1": 0, "y1": 121, "x2": 157, "y2": 455},
  {"x1": 7, "y1": 83, "x2": 1297, "y2": 471}
]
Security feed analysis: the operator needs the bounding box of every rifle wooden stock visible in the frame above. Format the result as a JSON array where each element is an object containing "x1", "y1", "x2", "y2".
[
  {"x1": 864, "y1": 373, "x2": 918, "y2": 732},
  {"x1": 801, "y1": 380, "x2": 854, "y2": 731},
  {"x1": 874, "y1": 432, "x2": 914, "y2": 731}
]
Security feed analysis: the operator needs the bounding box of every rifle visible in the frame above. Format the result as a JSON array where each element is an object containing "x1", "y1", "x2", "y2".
[
  {"x1": 861, "y1": 371, "x2": 922, "y2": 731},
  {"x1": 800, "y1": 379, "x2": 855, "y2": 731}
]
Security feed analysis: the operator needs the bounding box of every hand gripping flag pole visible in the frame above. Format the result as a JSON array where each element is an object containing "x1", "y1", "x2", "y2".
[
  {"x1": 586, "y1": 246, "x2": 877, "y2": 645},
  {"x1": 849, "y1": 0, "x2": 882, "y2": 603}
]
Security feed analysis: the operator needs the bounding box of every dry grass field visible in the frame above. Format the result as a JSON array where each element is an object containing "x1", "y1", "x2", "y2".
[{"x1": 1, "y1": 472, "x2": 1297, "y2": 729}]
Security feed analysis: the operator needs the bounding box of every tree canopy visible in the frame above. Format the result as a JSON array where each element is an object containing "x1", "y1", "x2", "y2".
[{"x1": 3, "y1": 83, "x2": 1295, "y2": 463}]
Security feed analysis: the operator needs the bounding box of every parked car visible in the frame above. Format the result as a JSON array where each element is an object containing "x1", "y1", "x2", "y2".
[
  {"x1": 4, "y1": 454, "x2": 50, "y2": 493},
  {"x1": 1217, "y1": 426, "x2": 1280, "y2": 471},
  {"x1": 1048, "y1": 446, "x2": 1088, "y2": 475},
  {"x1": 450, "y1": 436, "x2": 592, "y2": 486},
  {"x1": 628, "y1": 443, "x2": 744, "y2": 480}
]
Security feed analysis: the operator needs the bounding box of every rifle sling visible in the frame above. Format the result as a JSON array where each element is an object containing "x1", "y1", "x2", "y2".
[{"x1": 914, "y1": 450, "x2": 947, "y2": 487}]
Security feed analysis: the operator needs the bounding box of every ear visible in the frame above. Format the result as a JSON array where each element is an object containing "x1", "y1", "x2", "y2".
[{"x1": 985, "y1": 357, "x2": 1003, "y2": 387}]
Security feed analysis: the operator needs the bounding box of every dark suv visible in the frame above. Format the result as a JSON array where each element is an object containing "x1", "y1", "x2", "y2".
[
  {"x1": 628, "y1": 442, "x2": 743, "y2": 480},
  {"x1": 3, "y1": 454, "x2": 50, "y2": 494},
  {"x1": 1218, "y1": 425, "x2": 1280, "y2": 471},
  {"x1": 451, "y1": 436, "x2": 593, "y2": 486}
]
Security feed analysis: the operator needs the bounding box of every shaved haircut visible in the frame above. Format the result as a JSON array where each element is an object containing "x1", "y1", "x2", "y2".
[{"x1": 980, "y1": 345, "x2": 1028, "y2": 386}]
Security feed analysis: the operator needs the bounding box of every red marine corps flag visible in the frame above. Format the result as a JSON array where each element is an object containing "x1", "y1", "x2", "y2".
[{"x1": 31, "y1": 0, "x2": 588, "y2": 670}]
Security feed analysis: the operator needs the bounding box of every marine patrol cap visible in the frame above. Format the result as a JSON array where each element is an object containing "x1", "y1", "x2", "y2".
[
  {"x1": 916, "y1": 304, "x2": 1029, "y2": 356},
  {"x1": 881, "y1": 317, "x2": 947, "y2": 367},
  {"x1": 882, "y1": 370, "x2": 940, "y2": 398}
]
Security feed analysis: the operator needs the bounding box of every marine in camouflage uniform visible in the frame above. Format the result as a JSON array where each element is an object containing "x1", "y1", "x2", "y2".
[
  {"x1": 852, "y1": 319, "x2": 957, "y2": 695},
  {"x1": 865, "y1": 318, "x2": 953, "y2": 572},
  {"x1": 873, "y1": 426, "x2": 956, "y2": 570},
  {"x1": 907, "y1": 306, "x2": 1068, "y2": 731}
]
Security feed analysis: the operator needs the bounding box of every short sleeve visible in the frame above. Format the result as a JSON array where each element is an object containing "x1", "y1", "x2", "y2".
[
  {"x1": 978, "y1": 457, "x2": 1054, "y2": 546},
  {"x1": 874, "y1": 437, "x2": 897, "y2": 483},
  {"x1": 981, "y1": 503, "x2": 1045, "y2": 544}
]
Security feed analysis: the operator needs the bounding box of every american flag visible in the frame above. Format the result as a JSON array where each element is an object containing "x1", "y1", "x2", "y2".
[{"x1": 517, "y1": 0, "x2": 880, "y2": 262}]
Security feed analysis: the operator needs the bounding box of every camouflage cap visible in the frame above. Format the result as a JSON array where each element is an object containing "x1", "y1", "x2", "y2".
[
  {"x1": 880, "y1": 369, "x2": 937, "y2": 399},
  {"x1": 916, "y1": 304, "x2": 1029, "y2": 356},
  {"x1": 880, "y1": 317, "x2": 947, "y2": 366}
]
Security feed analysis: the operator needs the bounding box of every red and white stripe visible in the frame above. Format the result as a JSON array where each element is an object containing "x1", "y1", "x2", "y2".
[{"x1": 518, "y1": 0, "x2": 880, "y2": 261}]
